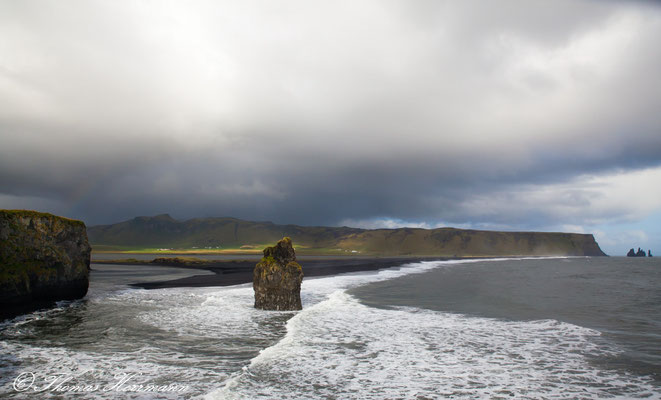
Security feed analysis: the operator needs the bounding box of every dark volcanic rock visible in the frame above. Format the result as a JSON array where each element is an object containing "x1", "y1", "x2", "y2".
[
  {"x1": 253, "y1": 237, "x2": 303, "y2": 310},
  {"x1": 627, "y1": 247, "x2": 648, "y2": 257},
  {"x1": 0, "y1": 210, "x2": 91, "y2": 318}
]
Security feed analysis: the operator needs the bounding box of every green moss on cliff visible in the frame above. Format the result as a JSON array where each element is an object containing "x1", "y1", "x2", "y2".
[
  {"x1": 1, "y1": 209, "x2": 86, "y2": 227},
  {"x1": 287, "y1": 261, "x2": 302, "y2": 271},
  {"x1": 1, "y1": 257, "x2": 59, "y2": 280},
  {"x1": 255, "y1": 256, "x2": 278, "y2": 279}
]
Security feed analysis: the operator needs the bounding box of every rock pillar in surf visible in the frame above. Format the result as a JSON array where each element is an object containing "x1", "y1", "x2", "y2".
[{"x1": 253, "y1": 237, "x2": 303, "y2": 310}]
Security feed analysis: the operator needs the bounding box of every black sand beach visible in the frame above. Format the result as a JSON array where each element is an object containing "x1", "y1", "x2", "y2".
[{"x1": 92, "y1": 257, "x2": 446, "y2": 289}]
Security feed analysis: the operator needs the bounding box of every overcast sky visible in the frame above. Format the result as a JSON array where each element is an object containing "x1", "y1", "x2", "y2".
[{"x1": 1, "y1": 0, "x2": 660, "y2": 255}]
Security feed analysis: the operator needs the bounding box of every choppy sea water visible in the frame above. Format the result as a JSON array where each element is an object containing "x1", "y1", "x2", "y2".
[{"x1": 1, "y1": 258, "x2": 660, "y2": 399}]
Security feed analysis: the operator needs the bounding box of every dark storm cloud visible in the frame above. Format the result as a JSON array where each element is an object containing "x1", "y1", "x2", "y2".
[{"x1": 1, "y1": 0, "x2": 660, "y2": 230}]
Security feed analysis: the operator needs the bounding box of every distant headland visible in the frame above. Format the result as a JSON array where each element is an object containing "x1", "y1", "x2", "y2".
[{"x1": 87, "y1": 214, "x2": 607, "y2": 257}]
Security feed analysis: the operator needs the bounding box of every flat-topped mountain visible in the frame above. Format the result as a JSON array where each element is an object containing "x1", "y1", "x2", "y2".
[{"x1": 87, "y1": 214, "x2": 607, "y2": 257}]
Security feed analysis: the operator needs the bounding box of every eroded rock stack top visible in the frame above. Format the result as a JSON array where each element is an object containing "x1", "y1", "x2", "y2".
[{"x1": 263, "y1": 236, "x2": 297, "y2": 264}]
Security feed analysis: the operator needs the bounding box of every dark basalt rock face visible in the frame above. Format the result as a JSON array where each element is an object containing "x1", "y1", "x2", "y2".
[
  {"x1": 253, "y1": 237, "x2": 303, "y2": 310},
  {"x1": 0, "y1": 210, "x2": 91, "y2": 318},
  {"x1": 627, "y1": 247, "x2": 648, "y2": 257}
]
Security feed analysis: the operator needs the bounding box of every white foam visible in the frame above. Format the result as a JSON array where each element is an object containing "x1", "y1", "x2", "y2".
[
  {"x1": 0, "y1": 283, "x2": 293, "y2": 399},
  {"x1": 0, "y1": 258, "x2": 484, "y2": 399},
  {"x1": 3, "y1": 257, "x2": 658, "y2": 399},
  {"x1": 209, "y1": 259, "x2": 661, "y2": 400}
]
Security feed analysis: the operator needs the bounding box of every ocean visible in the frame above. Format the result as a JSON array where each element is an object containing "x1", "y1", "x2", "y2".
[{"x1": 1, "y1": 257, "x2": 659, "y2": 399}]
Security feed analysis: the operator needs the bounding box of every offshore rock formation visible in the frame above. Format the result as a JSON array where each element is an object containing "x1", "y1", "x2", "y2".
[
  {"x1": 627, "y1": 247, "x2": 648, "y2": 257},
  {"x1": 0, "y1": 210, "x2": 91, "y2": 318},
  {"x1": 253, "y1": 237, "x2": 303, "y2": 310}
]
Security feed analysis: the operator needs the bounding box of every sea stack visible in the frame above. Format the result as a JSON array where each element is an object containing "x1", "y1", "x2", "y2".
[
  {"x1": 253, "y1": 237, "x2": 303, "y2": 310},
  {"x1": 0, "y1": 210, "x2": 91, "y2": 318}
]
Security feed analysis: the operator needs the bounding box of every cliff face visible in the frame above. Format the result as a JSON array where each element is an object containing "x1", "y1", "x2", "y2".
[
  {"x1": 335, "y1": 229, "x2": 608, "y2": 257},
  {"x1": 0, "y1": 210, "x2": 91, "y2": 317},
  {"x1": 253, "y1": 237, "x2": 303, "y2": 310},
  {"x1": 88, "y1": 215, "x2": 607, "y2": 257}
]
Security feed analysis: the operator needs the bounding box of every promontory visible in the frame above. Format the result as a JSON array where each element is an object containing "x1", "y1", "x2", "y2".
[
  {"x1": 88, "y1": 214, "x2": 607, "y2": 257},
  {"x1": 0, "y1": 210, "x2": 91, "y2": 318}
]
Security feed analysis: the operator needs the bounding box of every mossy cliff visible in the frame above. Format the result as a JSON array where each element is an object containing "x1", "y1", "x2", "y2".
[
  {"x1": 253, "y1": 237, "x2": 303, "y2": 310},
  {"x1": 0, "y1": 210, "x2": 91, "y2": 318}
]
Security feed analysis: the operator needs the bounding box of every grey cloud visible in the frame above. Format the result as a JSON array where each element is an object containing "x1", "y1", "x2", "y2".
[{"x1": 0, "y1": 0, "x2": 660, "y2": 230}]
